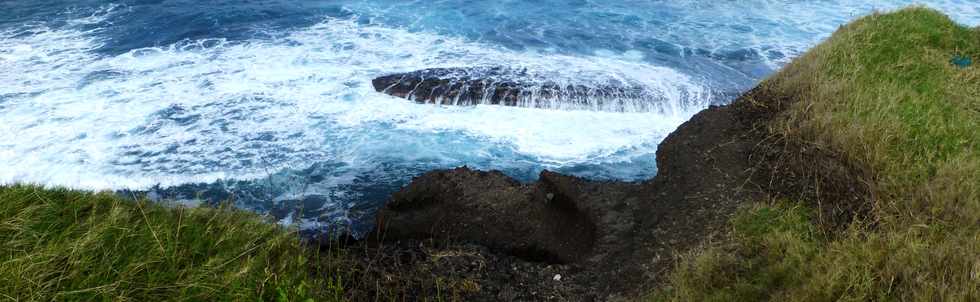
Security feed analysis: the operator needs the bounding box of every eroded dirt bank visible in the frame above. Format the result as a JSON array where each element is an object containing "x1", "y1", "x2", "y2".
[{"x1": 326, "y1": 83, "x2": 862, "y2": 301}]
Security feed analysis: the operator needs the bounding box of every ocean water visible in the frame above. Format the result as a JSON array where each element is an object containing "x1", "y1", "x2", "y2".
[{"x1": 2, "y1": 1, "x2": 978, "y2": 235}]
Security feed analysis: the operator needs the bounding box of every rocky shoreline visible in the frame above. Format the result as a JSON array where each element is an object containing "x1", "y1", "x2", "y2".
[{"x1": 327, "y1": 85, "x2": 799, "y2": 301}]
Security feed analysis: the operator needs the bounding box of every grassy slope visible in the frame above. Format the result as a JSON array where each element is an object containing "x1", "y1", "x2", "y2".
[
  {"x1": 659, "y1": 7, "x2": 979, "y2": 301},
  {"x1": 0, "y1": 185, "x2": 344, "y2": 301}
]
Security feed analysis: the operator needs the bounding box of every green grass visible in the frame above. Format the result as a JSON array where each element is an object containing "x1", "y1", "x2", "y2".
[
  {"x1": 658, "y1": 7, "x2": 980, "y2": 302},
  {"x1": 663, "y1": 203, "x2": 820, "y2": 301},
  {"x1": 0, "y1": 185, "x2": 345, "y2": 301}
]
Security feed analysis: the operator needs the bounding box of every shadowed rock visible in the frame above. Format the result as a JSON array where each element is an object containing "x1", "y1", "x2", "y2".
[
  {"x1": 375, "y1": 168, "x2": 615, "y2": 264},
  {"x1": 372, "y1": 67, "x2": 712, "y2": 112}
]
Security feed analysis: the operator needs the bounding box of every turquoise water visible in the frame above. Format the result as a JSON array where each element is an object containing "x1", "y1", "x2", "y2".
[{"x1": 1, "y1": 1, "x2": 978, "y2": 234}]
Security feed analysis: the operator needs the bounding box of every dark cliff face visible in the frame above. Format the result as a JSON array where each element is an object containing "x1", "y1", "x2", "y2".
[{"x1": 354, "y1": 86, "x2": 787, "y2": 301}]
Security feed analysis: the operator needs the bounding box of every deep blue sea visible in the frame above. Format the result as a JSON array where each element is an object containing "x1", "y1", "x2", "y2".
[{"x1": 2, "y1": 1, "x2": 978, "y2": 235}]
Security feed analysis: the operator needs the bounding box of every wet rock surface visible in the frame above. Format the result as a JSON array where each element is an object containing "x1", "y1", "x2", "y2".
[
  {"x1": 371, "y1": 67, "x2": 738, "y2": 111},
  {"x1": 372, "y1": 67, "x2": 652, "y2": 110}
]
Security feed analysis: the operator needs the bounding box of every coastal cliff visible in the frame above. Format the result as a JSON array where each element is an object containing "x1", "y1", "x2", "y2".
[
  {"x1": 1, "y1": 7, "x2": 976, "y2": 302},
  {"x1": 345, "y1": 7, "x2": 979, "y2": 301}
]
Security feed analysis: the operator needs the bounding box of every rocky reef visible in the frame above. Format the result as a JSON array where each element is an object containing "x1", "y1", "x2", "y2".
[{"x1": 372, "y1": 67, "x2": 736, "y2": 111}]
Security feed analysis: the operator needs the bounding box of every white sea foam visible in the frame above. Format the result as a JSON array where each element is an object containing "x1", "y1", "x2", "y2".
[
  {"x1": 0, "y1": 13, "x2": 703, "y2": 191},
  {"x1": 2, "y1": 0, "x2": 978, "y2": 195}
]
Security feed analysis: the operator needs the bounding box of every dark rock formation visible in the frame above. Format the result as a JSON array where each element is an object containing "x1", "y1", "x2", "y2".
[
  {"x1": 376, "y1": 168, "x2": 638, "y2": 265},
  {"x1": 371, "y1": 67, "x2": 651, "y2": 109},
  {"x1": 371, "y1": 67, "x2": 741, "y2": 111}
]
